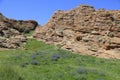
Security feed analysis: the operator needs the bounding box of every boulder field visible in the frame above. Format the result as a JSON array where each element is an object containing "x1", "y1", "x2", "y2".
[{"x1": 33, "y1": 5, "x2": 120, "y2": 59}]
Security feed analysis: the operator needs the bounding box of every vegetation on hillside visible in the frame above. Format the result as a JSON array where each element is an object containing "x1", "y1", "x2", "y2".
[{"x1": 0, "y1": 39, "x2": 120, "y2": 80}]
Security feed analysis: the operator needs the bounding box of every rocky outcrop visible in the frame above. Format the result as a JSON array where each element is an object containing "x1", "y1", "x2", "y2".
[
  {"x1": 33, "y1": 5, "x2": 120, "y2": 59},
  {"x1": 0, "y1": 13, "x2": 38, "y2": 49},
  {"x1": 8, "y1": 19, "x2": 38, "y2": 33}
]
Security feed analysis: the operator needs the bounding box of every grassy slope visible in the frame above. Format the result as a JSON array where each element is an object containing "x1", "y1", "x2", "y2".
[{"x1": 0, "y1": 38, "x2": 120, "y2": 80}]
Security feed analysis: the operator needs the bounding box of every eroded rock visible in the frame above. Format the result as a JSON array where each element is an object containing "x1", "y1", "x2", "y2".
[
  {"x1": 33, "y1": 4, "x2": 120, "y2": 59},
  {"x1": 0, "y1": 13, "x2": 38, "y2": 49}
]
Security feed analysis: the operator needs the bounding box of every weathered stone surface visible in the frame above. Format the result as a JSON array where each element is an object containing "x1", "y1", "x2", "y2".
[
  {"x1": 8, "y1": 19, "x2": 38, "y2": 33},
  {"x1": 0, "y1": 13, "x2": 38, "y2": 49},
  {"x1": 34, "y1": 4, "x2": 120, "y2": 59}
]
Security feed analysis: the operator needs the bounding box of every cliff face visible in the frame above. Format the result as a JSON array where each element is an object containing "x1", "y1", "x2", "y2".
[
  {"x1": 0, "y1": 13, "x2": 38, "y2": 49},
  {"x1": 33, "y1": 5, "x2": 120, "y2": 59}
]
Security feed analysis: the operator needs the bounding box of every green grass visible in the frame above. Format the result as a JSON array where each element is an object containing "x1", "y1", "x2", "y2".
[
  {"x1": 0, "y1": 39, "x2": 120, "y2": 80},
  {"x1": 24, "y1": 30, "x2": 35, "y2": 37}
]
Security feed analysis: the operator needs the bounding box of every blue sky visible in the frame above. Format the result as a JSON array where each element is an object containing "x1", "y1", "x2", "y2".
[{"x1": 0, "y1": 0, "x2": 120, "y2": 25}]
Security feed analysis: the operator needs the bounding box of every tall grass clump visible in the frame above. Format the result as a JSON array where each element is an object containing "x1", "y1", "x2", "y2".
[{"x1": 0, "y1": 64, "x2": 23, "y2": 80}]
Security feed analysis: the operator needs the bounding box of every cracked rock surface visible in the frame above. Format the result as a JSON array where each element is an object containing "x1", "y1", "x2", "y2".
[{"x1": 33, "y1": 5, "x2": 120, "y2": 59}]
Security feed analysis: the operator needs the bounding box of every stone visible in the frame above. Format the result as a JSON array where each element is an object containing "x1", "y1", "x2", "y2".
[
  {"x1": 34, "y1": 4, "x2": 120, "y2": 59},
  {"x1": 8, "y1": 19, "x2": 38, "y2": 33},
  {"x1": 0, "y1": 12, "x2": 37, "y2": 49}
]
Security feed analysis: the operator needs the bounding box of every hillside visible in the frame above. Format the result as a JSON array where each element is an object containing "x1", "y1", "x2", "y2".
[
  {"x1": 33, "y1": 5, "x2": 120, "y2": 59},
  {"x1": 0, "y1": 38, "x2": 120, "y2": 80},
  {"x1": 0, "y1": 4, "x2": 120, "y2": 80}
]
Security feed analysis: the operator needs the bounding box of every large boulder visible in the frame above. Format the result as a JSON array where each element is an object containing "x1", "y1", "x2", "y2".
[{"x1": 33, "y1": 4, "x2": 120, "y2": 59}]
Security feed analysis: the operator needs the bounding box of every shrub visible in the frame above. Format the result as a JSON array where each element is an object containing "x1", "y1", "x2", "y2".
[
  {"x1": 20, "y1": 62, "x2": 29, "y2": 67},
  {"x1": 35, "y1": 51, "x2": 45, "y2": 57},
  {"x1": 50, "y1": 54, "x2": 61, "y2": 61},
  {"x1": 30, "y1": 60, "x2": 39, "y2": 65},
  {"x1": 35, "y1": 51, "x2": 42, "y2": 55}
]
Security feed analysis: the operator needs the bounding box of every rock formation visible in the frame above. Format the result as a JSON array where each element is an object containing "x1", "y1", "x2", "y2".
[
  {"x1": 33, "y1": 5, "x2": 120, "y2": 59},
  {"x1": 0, "y1": 13, "x2": 38, "y2": 49}
]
